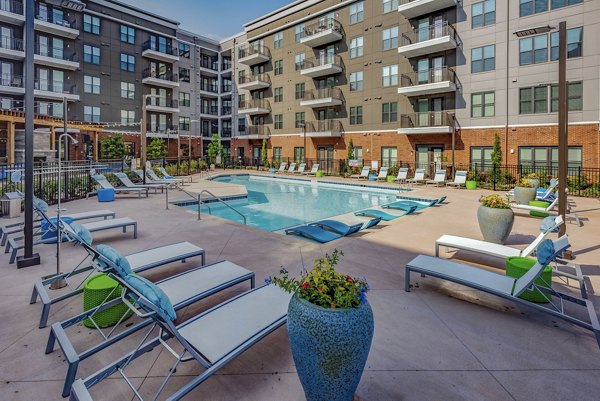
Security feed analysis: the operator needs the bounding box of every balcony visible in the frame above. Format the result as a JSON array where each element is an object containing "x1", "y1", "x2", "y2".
[
  {"x1": 0, "y1": 74, "x2": 24, "y2": 95},
  {"x1": 221, "y1": 107, "x2": 232, "y2": 115},
  {"x1": 221, "y1": 128, "x2": 232, "y2": 138},
  {"x1": 398, "y1": 23, "x2": 457, "y2": 58},
  {"x1": 142, "y1": 69, "x2": 180, "y2": 88},
  {"x1": 199, "y1": 58, "x2": 219, "y2": 73},
  {"x1": 398, "y1": 67, "x2": 456, "y2": 97},
  {"x1": 304, "y1": 119, "x2": 343, "y2": 137},
  {"x1": 199, "y1": 81, "x2": 220, "y2": 96},
  {"x1": 300, "y1": 18, "x2": 343, "y2": 47},
  {"x1": 200, "y1": 105, "x2": 220, "y2": 116},
  {"x1": 34, "y1": 15, "x2": 78, "y2": 39},
  {"x1": 222, "y1": 85, "x2": 232, "y2": 93},
  {"x1": 236, "y1": 125, "x2": 270, "y2": 140},
  {"x1": 0, "y1": 36, "x2": 24, "y2": 60},
  {"x1": 238, "y1": 73, "x2": 270, "y2": 91},
  {"x1": 145, "y1": 99, "x2": 179, "y2": 113},
  {"x1": 300, "y1": 55, "x2": 343, "y2": 78},
  {"x1": 398, "y1": 0, "x2": 458, "y2": 19},
  {"x1": 238, "y1": 99, "x2": 270, "y2": 116},
  {"x1": 141, "y1": 40, "x2": 179, "y2": 63},
  {"x1": 34, "y1": 80, "x2": 79, "y2": 101},
  {"x1": 146, "y1": 124, "x2": 178, "y2": 137},
  {"x1": 238, "y1": 44, "x2": 270, "y2": 66},
  {"x1": 34, "y1": 44, "x2": 79, "y2": 70},
  {"x1": 0, "y1": 0, "x2": 24, "y2": 24},
  {"x1": 398, "y1": 111, "x2": 454, "y2": 135},
  {"x1": 300, "y1": 87, "x2": 344, "y2": 108}
]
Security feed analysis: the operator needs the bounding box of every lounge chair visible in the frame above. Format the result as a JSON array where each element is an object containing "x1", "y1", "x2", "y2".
[
  {"x1": 286, "y1": 162, "x2": 297, "y2": 174},
  {"x1": 394, "y1": 167, "x2": 409, "y2": 183},
  {"x1": 426, "y1": 169, "x2": 447, "y2": 186},
  {"x1": 351, "y1": 166, "x2": 370, "y2": 180},
  {"x1": 146, "y1": 168, "x2": 185, "y2": 185},
  {"x1": 158, "y1": 166, "x2": 193, "y2": 183},
  {"x1": 304, "y1": 164, "x2": 320, "y2": 175},
  {"x1": 47, "y1": 239, "x2": 254, "y2": 397},
  {"x1": 114, "y1": 172, "x2": 165, "y2": 193},
  {"x1": 69, "y1": 281, "x2": 291, "y2": 401},
  {"x1": 310, "y1": 220, "x2": 364, "y2": 236},
  {"x1": 295, "y1": 163, "x2": 306, "y2": 174},
  {"x1": 383, "y1": 200, "x2": 434, "y2": 212},
  {"x1": 133, "y1": 169, "x2": 178, "y2": 187},
  {"x1": 536, "y1": 179, "x2": 559, "y2": 201},
  {"x1": 446, "y1": 171, "x2": 467, "y2": 188},
  {"x1": 376, "y1": 167, "x2": 389, "y2": 181},
  {"x1": 90, "y1": 174, "x2": 148, "y2": 198},
  {"x1": 406, "y1": 236, "x2": 600, "y2": 348},
  {"x1": 355, "y1": 205, "x2": 418, "y2": 221},
  {"x1": 397, "y1": 195, "x2": 447, "y2": 205},
  {"x1": 511, "y1": 198, "x2": 581, "y2": 226},
  {"x1": 275, "y1": 162, "x2": 287, "y2": 173},
  {"x1": 406, "y1": 168, "x2": 426, "y2": 185},
  {"x1": 285, "y1": 225, "x2": 342, "y2": 243}
]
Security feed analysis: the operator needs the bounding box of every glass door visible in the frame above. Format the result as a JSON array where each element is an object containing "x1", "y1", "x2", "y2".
[
  {"x1": 53, "y1": 37, "x2": 63, "y2": 60},
  {"x1": 417, "y1": 98, "x2": 428, "y2": 127},
  {"x1": 1, "y1": 62, "x2": 12, "y2": 86},
  {"x1": 38, "y1": 3, "x2": 48, "y2": 21},
  {"x1": 417, "y1": 18, "x2": 429, "y2": 42},
  {"x1": 1, "y1": 26, "x2": 11, "y2": 50},
  {"x1": 38, "y1": 35, "x2": 49, "y2": 56},
  {"x1": 433, "y1": 15, "x2": 443, "y2": 39},
  {"x1": 252, "y1": 146, "x2": 261, "y2": 165},
  {"x1": 432, "y1": 97, "x2": 443, "y2": 126},
  {"x1": 318, "y1": 146, "x2": 334, "y2": 173},
  {"x1": 417, "y1": 58, "x2": 429, "y2": 84},
  {"x1": 38, "y1": 68, "x2": 49, "y2": 91},
  {"x1": 416, "y1": 145, "x2": 444, "y2": 176},
  {"x1": 432, "y1": 56, "x2": 444, "y2": 83}
]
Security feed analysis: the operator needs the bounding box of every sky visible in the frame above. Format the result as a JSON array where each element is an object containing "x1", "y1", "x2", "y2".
[{"x1": 123, "y1": 0, "x2": 293, "y2": 40}]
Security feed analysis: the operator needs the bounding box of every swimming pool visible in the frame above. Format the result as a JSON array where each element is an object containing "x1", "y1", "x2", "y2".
[{"x1": 181, "y1": 175, "x2": 398, "y2": 232}]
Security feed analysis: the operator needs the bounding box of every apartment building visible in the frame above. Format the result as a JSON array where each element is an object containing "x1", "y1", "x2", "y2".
[{"x1": 232, "y1": 0, "x2": 599, "y2": 171}]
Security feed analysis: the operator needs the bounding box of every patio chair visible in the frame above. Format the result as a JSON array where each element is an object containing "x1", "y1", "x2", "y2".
[
  {"x1": 397, "y1": 195, "x2": 447, "y2": 205},
  {"x1": 394, "y1": 167, "x2": 409, "y2": 183},
  {"x1": 376, "y1": 167, "x2": 389, "y2": 181},
  {"x1": 406, "y1": 236, "x2": 600, "y2": 348},
  {"x1": 446, "y1": 171, "x2": 467, "y2": 188},
  {"x1": 32, "y1": 221, "x2": 205, "y2": 328},
  {"x1": 426, "y1": 169, "x2": 447, "y2": 186},
  {"x1": 286, "y1": 162, "x2": 297, "y2": 174},
  {"x1": 285, "y1": 224, "x2": 342, "y2": 243},
  {"x1": 46, "y1": 239, "x2": 254, "y2": 397},
  {"x1": 90, "y1": 174, "x2": 148, "y2": 198},
  {"x1": 511, "y1": 198, "x2": 581, "y2": 226},
  {"x1": 114, "y1": 172, "x2": 165, "y2": 193},
  {"x1": 350, "y1": 166, "x2": 370, "y2": 180},
  {"x1": 354, "y1": 205, "x2": 418, "y2": 221},
  {"x1": 275, "y1": 162, "x2": 287, "y2": 173},
  {"x1": 310, "y1": 219, "x2": 366, "y2": 236},
  {"x1": 406, "y1": 168, "x2": 426, "y2": 185},
  {"x1": 158, "y1": 166, "x2": 193, "y2": 183},
  {"x1": 133, "y1": 169, "x2": 178, "y2": 187},
  {"x1": 69, "y1": 281, "x2": 291, "y2": 401},
  {"x1": 304, "y1": 164, "x2": 320, "y2": 175},
  {"x1": 146, "y1": 168, "x2": 185, "y2": 185},
  {"x1": 536, "y1": 179, "x2": 559, "y2": 201}
]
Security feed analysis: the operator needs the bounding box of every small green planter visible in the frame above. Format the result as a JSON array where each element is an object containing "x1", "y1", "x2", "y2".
[
  {"x1": 386, "y1": 176, "x2": 395, "y2": 183},
  {"x1": 465, "y1": 180, "x2": 477, "y2": 190},
  {"x1": 315, "y1": 171, "x2": 325, "y2": 178}
]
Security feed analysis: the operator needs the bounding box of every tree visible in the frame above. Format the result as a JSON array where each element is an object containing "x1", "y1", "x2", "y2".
[
  {"x1": 490, "y1": 133, "x2": 503, "y2": 184},
  {"x1": 261, "y1": 139, "x2": 268, "y2": 167},
  {"x1": 100, "y1": 135, "x2": 126, "y2": 159},
  {"x1": 346, "y1": 138, "x2": 355, "y2": 174},
  {"x1": 147, "y1": 137, "x2": 166, "y2": 160},
  {"x1": 207, "y1": 134, "x2": 223, "y2": 164}
]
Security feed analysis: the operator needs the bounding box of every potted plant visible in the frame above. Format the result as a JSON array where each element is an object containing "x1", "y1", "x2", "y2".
[
  {"x1": 514, "y1": 178, "x2": 536, "y2": 205},
  {"x1": 466, "y1": 169, "x2": 479, "y2": 190},
  {"x1": 268, "y1": 250, "x2": 373, "y2": 401},
  {"x1": 477, "y1": 194, "x2": 514, "y2": 244},
  {"x1": 524, "y1": 172, "x2": 539, "y2": 188}
]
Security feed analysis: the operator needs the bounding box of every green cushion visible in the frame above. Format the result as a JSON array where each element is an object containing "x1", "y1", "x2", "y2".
[
  {"x1": 528, "y1": 200, "x2": 550, "y2": 218},
  {"x1": 506, "y1": 257, "x2": 552, "y2": 303},
  {"x1": 83, "y1": 273, "x2": 132, "y2": 328}
]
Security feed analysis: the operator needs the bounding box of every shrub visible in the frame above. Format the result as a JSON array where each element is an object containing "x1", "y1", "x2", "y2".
[
  {"x1": 387, "y1": 164, "x2": 399, "y2": 179},
  {"x1": 479, "y1": 194, "x2": 510, "y2": 209}
]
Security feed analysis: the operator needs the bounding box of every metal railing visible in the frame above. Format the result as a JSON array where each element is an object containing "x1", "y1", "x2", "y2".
[
  {"x1": 142, "y1": 40, "x2": 178, "y2": 56},
  {"x1": 238, "y1": 43, "x2": 270, "y2": 59},
  {"x1": 300, "y1": 54, "x2": 343, "y2": 70},
  {"x1": 243, "y1": 125, "x2": 270, "y2": 137},
  {"x1": 147, "y1": 98, "x2": 179, "y2": 109},
  {"x1": 302, "y1": 17, "x2": 343, "y2": 38},
  {"x1": 35, "y1": 14, "x2": 77, "y2": 29},
  {"x1": 302, "y1": 87, "x2": 344, "y2": 102},
  {"x1": 401, "y1": 66, "x2": 456, "y2": 87},
  {"x1": 239, "y1": 99, "x2": 271, "y2": 112},
  {"x1": 400, "y1": 111, "x2": 454, "y2": 128},
  {"x1": 0, "y1": 35, "x2": 22, "y2": 51},
  {"x1": 198, "y1": 189, "x2": 246, "y2": 224},
  {"x1": 34, "y1": 79, "x2": 76, "y2": 94},
  {"x1": 0, "y1": 74, "x2": 22, "y2": 87},
  {"x1": 200, "y1": 82, "x2": 219, "y2": 93},
  {"x1": 0, "y1": 0, "x2": 23, "y2": 14},
  {"x1": 200, "y1": 105, "x2": 219, "y2": 115},
  {"x1": 238, "y1": 73, "x2": 270, "y2": 85},
  {"x1": 199, "y1": 57, "x2": 219, "y2": 71},
  {"x1": 34, "y1": 44, "x2": 77, "y2": 62},
  {"x1": 142, "y1": 68, "x2": 178, "y2": 82},
  {"x1": 401, "y1": 22, "x2": 456, "y2": 46},
  {"x1": 305, "y1": 119, "x2": 343, "y2": 134}
]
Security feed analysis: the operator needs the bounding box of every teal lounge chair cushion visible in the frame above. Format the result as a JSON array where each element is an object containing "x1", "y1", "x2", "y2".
[
  {"x1": 311, "y1": 220, "x2": 362, "y2": 236},
  {"x1": 123, "y1": 274, "x2": 176, "y2": 321},
  {"x1": 286, "y1": 225, "x2": 342, "y2": 243},
  {"x1": 537, "y1": 238, "x2": 562, "y2": 266},
  {"x1": 33, "y1": 196, "x2": 49, "y2": 212},
  {"x1": 362, "y1": 217, "x2": 382, "y2": 229},
  {"x1": 384, "y1": 200, "x2": 429, "y2": 211},
  {"x1": 540, "y1": 216, "x2": 561, "y2": 233},
  {"x1": 68, "y1": 222, "x2": 93, "y2": 246},
  {"x1": 96, "y1": 244, "x2": 133, "y2": 277}
]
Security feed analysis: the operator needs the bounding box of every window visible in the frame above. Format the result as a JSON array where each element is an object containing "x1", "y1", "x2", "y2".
[
  {"x1": 349, "y1": 71, "x2": 363, "y2": 91},
  {"x1": 519, "y1": 146, "x2": 582, "y2": 169},
  {"x1": 120, "y1": 82, "x2": 134, "y2": 99},
  {"x1": 350, "y1": 1, "x2": 364, "y2": 24},
  {"x1": 83, "y1": 45, "x2": 100, "y2": 64},
  {"x1": 550, "y1": 81, "x2": 583, "y2": 112},
  {"x1": 472, "y1": 0, "x2": 495, "y2": 28},
  {"x1": 295, "y1": 83, "x2": 305, "y2": 99},
  {"x1": 295, "y1": 23, "x2": 305, "y2": 42},
  {"x1": 83, "y1": 14, "x2": 100, "y2": 34},
  {"x1": 179, "y1": 92, "x2": 190, "y2": 107},
  {"x1": 121, "y1": 110, "x2": 135, "y2": 125},
  {"x1": 349, "y1": 37, "x2": 363, "y2": 58},
  {"x1": 381, "y1": 147, "x2": 397, "y2": 168},
  {"x1": 551, "y1": 27, "x2": 583, "y2": 61},
  {"x1": 238, "y1": 94, "x2": 245, "y2": 107},
  {"x1": 352, "y1": 146, "x2": 363, "y2": 162},
  {"x1": 295, "y1": 53, "x2": 305, "y2": 70},
  {"x1": 471, "y1": 45, "x2": 495, "y2": 72},
  {"x1": 295, "y1": 112, "x2": 305, "y2": 128},
  {"x1": 84, "y1": 106, "x2": 100, "y2": 123},
  {"x1": 349, "y1": 106, "x2": 363, "y2": 125},
  {"x1": 274, "y1": 59, "x2": 283, "y2": 75},
  {"x1": 382, "y1": 102, "x2": 397, "y2": 123},
  {"x1": 470, "y1": 146, "x2": 493, "y2": 169},
  {"x1": 274, "y1": 87, "x2": 283, "y2": 102},
  {"x1": 519, "y1": 86, "x2": 547, "y2": 114},
  {"x1": 550, "y1": 0, "x2": 583, "y2": 9},
  {"x1": 274, "y1": 32, "x2": 283, "y2": 49},
  {"x1": 382, "y1": 26, "x2": 398, "y2": 50},
  {"x1": 238, "y1": 117, "x2": 246, "y2": 132},
  {"x1": 382, "y1": 65, "x2": 398, "y2": 87},
  {"x1": 179, "y1": 42, "x2": 190, "y2": 58},
  {"x1": 383, "y1": 0, "x2": 397, "y2": 14},
  {"x1": 294, "y1": 147, "x2": 305, "y2": 163},
  {"x1": 273, "y1": 147, "x2": 282, "y2": 162},
  {"x1": 520, "y1": 0, "x2": 547, "y2": 16},
  {"x1": 120, "y1": 53, "x2": 135, "y2": 72},
  {"x1": 179, "y1": 116, "x2": 190, "y2": 131},
  {"x1": 519, "y1": 34, "x2": 547, "y2": 65},
  {"x1": 120, "y1": 25, "x2": 135, "y2": 44},
  {"x1": 274, "y1": 114, "x2": 283, "y2": 129},
  {"x1": 471, "y1": 92, "x2": 495, "y2": 117},
  {"x1": 179, "y1": 67, "x2": 190, "y2": 83},
  {"x1": 83, "y1": 75, "x2": 100, "y2": 94}
]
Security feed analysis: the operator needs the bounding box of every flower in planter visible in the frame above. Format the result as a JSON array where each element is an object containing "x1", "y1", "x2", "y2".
[
  {"x1": 517, "y1": 179, "x2": 535, "y2": 188},
  {"x1": 525, "y1": 173, "x2": 539, "y2": 179},
  {"x1": 479, "y1": 194, "x2": 510, "y2": 209},
  {"x1": 266, "y1": 250, "x2": 369, "y2": 309}
]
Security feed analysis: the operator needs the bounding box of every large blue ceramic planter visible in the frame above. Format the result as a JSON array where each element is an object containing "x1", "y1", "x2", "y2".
[{"x1": 287, "y1": 293, "x2": 374, "y2": 401}]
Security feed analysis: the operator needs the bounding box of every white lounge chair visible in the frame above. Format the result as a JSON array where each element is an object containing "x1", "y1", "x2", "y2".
[
  {"x1": 304, "y1": 164, "x2": 320, "y2": 175},
  {"x1": 376, "y1": 167, "x2": 389, "y2": 181},
  {"x1": 295, "y1": 163, "x2": 306, "y2": 174},
  {"x1": 275, "y1": 162, "x2": 287, "y2": 173},
  {"x1": 406, "y1": 168, "x2": 426, "y2": 185},
  {"x1": 146, "y1": 168, "x2": 185, "y2": 185},
  {"x1": 511, "y1": 198, "x2": 581, "y2": 226},
  {"x1": 91, "y1": 174, "x2": 148, "y2": 198},
  {"x1": 394, "y1": 167, "x2": 409, "y2": 183},
  {"x1": 446, "y1": 171, "x2": 467, "y2": 188},
  {"x1": 286, "y1": 162, "x2": 297, "y2": 174},
  {"x1": 114, "y1": 172, "x2": 165, "y2": 193},
  {"x1": 426, "y1": 169, "x2": 447, "y2": 186},
  {"x1": 351, "y1": 166, "x2": 370, "y2": 180},
  {"x1": 158, "y1": 166, "x2": 193, "y2": 183}
]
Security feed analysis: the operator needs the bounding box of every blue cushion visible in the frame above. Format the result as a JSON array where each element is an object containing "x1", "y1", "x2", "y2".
[
  {"x1": 540, "y1": 217, "x2": 560, "y2": 233},
  {"x1": 536, "y1": 239, "x2": 557, "y2": 266},
  {"x1": 96, "y1": 244, "x2": 132, "y2": 277},
  {"x1": 123, "y1": 274, "x2": 176, "y2": 321},
  {"x1": 33, "y1": 197, "x2": 48, "y2": 212},
  {"x1": 66, "y1": 222, "x2": 93, "y2": 246}
]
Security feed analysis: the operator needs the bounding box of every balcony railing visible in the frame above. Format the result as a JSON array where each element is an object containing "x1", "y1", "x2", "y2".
[
  {"x1": 142, "y1": 68, "x2": 178, "y2": 82},
  {"x1": 239, "y1": 99, "x2": 271, "y2": 111},
  {"x1": 238, "y1": 43, "x2": 270, "y2": 59},
  {"x1": 199, "y1": 58, "x2": 219, "y2": 71},
  {"x1": 300, "y1": 54, "x2": 343, "y2": 70},
  {"x1": 221, "y1": 128, "x2": 232, "y2": 137},
  {"x1": 222, "y1": 59, "x2": 232, "y2": 70},
  {"x1": 246, "y1": 125, "x2": 270, "y2": 137},
  {"x1": 200, "y1": 82, "x2": 219, "y2": 93},
  {"x1": 201, "y1": 105, "x2": 219, "y2": 115},
  {"x1": 400, "y1": 111, "x2": 454, "y2": 128},
  {"x1": 302, "y1": 87, "x2": 344, "y2": 102},
  {"x1": 148, "y1": 98, "x2": 178, "y2": 109},
  {"x1": 0, "y1": 35, "x2": 22, "y2": 51},
  {"x1": 0, "y1": 74, "x2": 22, "y2": 87},
  {"x1": 305, "y1": 119, "x2": 343, "y2": 133},
  {"x1": 34, "y1": 44, "x2": 77, "y2": 61},
  {"x1": 303, "y1": 17, "x2": 343, "y2": 36},
  {"x1": 238, "y1": 73, "x2": 270, "y2": 85},
  {"x1": 0, "y1": 0, "x2": 24, "y2": 15},
  {"x1": 35, "y1": 14, "x2": 76, "y2": 29},
  {"x1": 401, "y1": 22, "x2": 456, "y2": 46},
  {"x1": 34, "y1": 79, "x2": 75, "y2": 94},
  {"x1": 147, "y1": 124, "x2": 177, "y2": 133},
  {"x1": 400, "y1": 66, "x2": 456, "y2": 87},
  {"x1": 222, "y1": 107, "x2": 232, "y2": 115},
  {"x1": 222, "y1": 84, "x2": 232, "y2": 92},
  {"x1": 142, "y1": 40, "x2": 178, "y2": 56}
]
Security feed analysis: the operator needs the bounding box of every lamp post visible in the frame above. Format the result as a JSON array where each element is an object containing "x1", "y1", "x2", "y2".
[
  {"x1": 514, "y1": 23, "x2": 567, "y2": 235},
  {"x1": 141, "y1": 94, "x2": 161, "y2": 184}
]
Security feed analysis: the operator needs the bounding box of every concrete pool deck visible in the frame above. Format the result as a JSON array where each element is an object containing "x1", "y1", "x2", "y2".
[{"x1": 1, "y1": 169, "x2": 599, "y2": 401}]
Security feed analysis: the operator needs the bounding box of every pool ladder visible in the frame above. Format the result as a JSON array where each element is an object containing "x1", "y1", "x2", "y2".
[{"x1": 167, "y1": 187, "x2": 247, "y2": 224}]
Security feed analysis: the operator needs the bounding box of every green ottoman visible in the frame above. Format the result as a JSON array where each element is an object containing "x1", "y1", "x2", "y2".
[
  {"x1": 505, "y1": 257, "x2": 552, "y2": 303},
  {"x1": 528, "y1": 200, "x2": 550, "y2": 218},
  {"x1": 83, "y1": 274, "x2": 133, "y2": 328}
]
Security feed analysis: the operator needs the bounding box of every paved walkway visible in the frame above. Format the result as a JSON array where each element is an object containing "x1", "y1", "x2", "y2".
[{"x1": 1, "y1": 170, "x2": 599, "y2": 401}]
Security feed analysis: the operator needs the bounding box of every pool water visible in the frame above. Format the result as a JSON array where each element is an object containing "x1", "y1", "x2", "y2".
[{"x1": 185, "y1": 175, "x2": 398, "y2": 232}]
